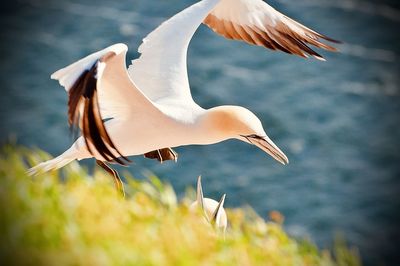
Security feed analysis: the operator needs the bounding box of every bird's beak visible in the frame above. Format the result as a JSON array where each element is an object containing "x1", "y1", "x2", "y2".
[
  {"x1": 211, "y1": 194, "x2": 226, "y2": 225},
  {"x1": 242, "y1": 135, "x2": 289, "y2": 165},
  {"x1": 196, "y1": 176, "x2": 208, "y2": 219}
]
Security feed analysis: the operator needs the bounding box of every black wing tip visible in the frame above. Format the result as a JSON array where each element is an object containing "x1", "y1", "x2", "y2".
[
  {"x1": 321, "y1": 35, "x2": 342, "y2": 44},
  {"x1": 68, "y1": 60, "x2": 130, "y2": 166}
]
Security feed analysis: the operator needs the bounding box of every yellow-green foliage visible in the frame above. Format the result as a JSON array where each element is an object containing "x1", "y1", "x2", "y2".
[{"x1": 0, "y1": 145, "x2": 361, "y2": 266}]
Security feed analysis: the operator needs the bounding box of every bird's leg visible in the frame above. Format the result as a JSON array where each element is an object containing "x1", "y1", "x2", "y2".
[
  {"x1": 144, "y1": 148, "x2": 178, "y2": 163},
  {"x1": 167, "y1": 148, "x2": 178, "y2": 162},
  {"x1": 96, "y1": 160, "x2": 125, "y2": 197}
]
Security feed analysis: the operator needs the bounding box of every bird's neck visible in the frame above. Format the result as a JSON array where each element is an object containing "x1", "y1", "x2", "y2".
[
  {"x1": 151, "y1": 106, "x2": 242, "y2": 148},
  {"x1": 188, "y1": 107, "x2": 238, "y2": 145}
]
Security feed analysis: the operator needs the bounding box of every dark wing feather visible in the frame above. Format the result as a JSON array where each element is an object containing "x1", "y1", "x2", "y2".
[
  {"x1": 68, "y1": 53, "x2": 130, "y2": 165},
  {"x1": 203, "y1": 0, "x2": 340, "y2": 60}
]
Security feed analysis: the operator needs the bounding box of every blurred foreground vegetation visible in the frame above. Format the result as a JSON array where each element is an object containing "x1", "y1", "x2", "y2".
[{"x1": 0, "y1": 145, "x2": 361, "y2": 265}]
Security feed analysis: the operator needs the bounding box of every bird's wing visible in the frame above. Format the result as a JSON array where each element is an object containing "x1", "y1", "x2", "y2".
[
  {"x1": 128, "y1": 0, "x2": 221, "y2": 103},
  {"x1": 204, "y1": 0, "x2": 339, "y2": 60},
  {"x1": 128, "y1": 0, "x2": 338, "y2": 103},
  {"x1": 52, "y1": 43, "x2": 164, "y2": 164}
]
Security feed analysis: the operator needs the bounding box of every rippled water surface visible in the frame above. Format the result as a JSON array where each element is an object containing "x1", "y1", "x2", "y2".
[{"x1": 1, "y1": 0, "x2": 399, "y2": 264}]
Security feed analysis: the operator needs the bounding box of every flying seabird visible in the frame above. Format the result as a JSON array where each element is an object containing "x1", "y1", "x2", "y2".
[{"x1": 28, "y1": 0, "x2": 339, "y2": 195}]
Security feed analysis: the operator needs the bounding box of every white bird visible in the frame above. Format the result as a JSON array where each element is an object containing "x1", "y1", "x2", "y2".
[
  {"x1": 190, "y1": 176, "x2": 227, "y2": 232},
  {"x1": 28, "y1": 0, "x2": 338, "y2": 194}
]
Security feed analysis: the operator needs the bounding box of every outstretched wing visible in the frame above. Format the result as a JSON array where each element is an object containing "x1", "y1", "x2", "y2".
[
  {"x1": 128, "y1": 0, "x2": 339, "y2": 104},
  {"x1": 128, "y1": 0, "x2": 221, "y2": 103},
  {"x1": 204, "y1": 0, "x2": 340, "y2": 60},
  {"x1": 52, "y1": 43, "x2": 163, "y2": 164}
]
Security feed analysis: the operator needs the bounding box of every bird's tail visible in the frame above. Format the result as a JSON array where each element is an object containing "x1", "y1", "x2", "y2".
[{"x1": 27, "y1": 149, "x2": 77, "y2": 176}]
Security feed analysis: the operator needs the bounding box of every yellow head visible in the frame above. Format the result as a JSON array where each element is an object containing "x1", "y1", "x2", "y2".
[{"x1": 200, "y1": 105, "x2": 288, "y2": 164}]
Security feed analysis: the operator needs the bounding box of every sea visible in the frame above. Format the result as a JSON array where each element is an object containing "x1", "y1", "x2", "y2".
[{"x1": 1, "y1": 0, "x2": 399, "y2": 264}]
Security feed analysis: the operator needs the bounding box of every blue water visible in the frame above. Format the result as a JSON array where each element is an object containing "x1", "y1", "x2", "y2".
[{"x1": 1, "y1": 0, "x2": 399, "y2": 264}]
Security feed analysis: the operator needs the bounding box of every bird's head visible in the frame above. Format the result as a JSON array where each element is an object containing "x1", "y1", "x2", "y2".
[
  {"x1": 189, "y1": 176, "x2": 227, "y2": 232},
  {"x1": 201, "y1": 105, "x2": 288, "y2": 165}
]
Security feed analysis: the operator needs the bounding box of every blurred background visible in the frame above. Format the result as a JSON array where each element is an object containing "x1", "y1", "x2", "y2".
[{"x1": 0, "y1": 0, "x2": 399, "y2": 264}]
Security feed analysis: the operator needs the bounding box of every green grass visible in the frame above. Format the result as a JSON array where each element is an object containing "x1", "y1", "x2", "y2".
[{"x1": 0, "y1": 145, "x2": 361, "y2": 265}]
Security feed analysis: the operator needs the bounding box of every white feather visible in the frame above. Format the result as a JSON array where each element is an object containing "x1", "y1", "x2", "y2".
[{"x1": 128, "y1": 0, "x2": 219, "y2": 103}]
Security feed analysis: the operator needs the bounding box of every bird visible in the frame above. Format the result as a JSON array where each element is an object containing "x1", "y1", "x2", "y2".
[
  {"x1": 190, "y1": 176, "x2": 227, "y2": 232},
  {"x1": 28, "y1": 0, "x2": 339, "y2": 195}
]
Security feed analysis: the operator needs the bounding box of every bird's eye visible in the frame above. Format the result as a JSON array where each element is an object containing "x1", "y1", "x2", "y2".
[{"x1": 240, "y1": 134, "x2": 265, "y2": 140}]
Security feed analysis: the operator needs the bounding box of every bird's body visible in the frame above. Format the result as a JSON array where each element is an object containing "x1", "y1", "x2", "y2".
[
  {"x1": 29, "y1": 0, "x2": 339, "y2": 179},
  {"x1": 69, "y1": 103, "x2": 221, "y2": 161}
]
